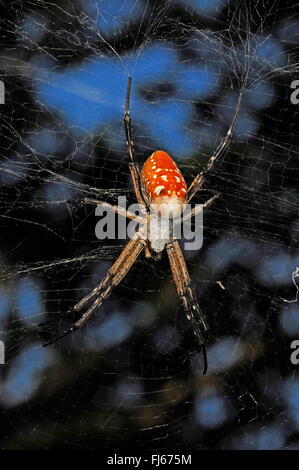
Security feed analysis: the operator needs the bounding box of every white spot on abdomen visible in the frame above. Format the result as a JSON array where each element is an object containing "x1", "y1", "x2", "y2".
[{"x1": 154, "y1": 185, "x2": 165, "y2": 195}]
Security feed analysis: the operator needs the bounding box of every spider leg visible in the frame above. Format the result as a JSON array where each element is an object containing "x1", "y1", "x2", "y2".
[
  {"x1": 74, "y1": 236, "x2": 146, "y2": 328},
  {"x1": 124, "y1": 77, "x2": 151, "y2": 259},
  {"x1": 44, "y1": 229, "x2": 146, "y2": 346},
  {"x1": 124, "y1": 77, "x2": 147, "y2": 212},
  {"x1": 73, "y1": 229, "x2": 146, "y2": 312},
  {"x1": 187, "y1": 89, "x2": 244, "y2": 203},
  {"x1": 166, "y1": 238, "x2": 209, "y2": 374},
  {"x1": 84, "y1": 198, "x2": 145, "y2": 224},
  {"x1": 175, "y1": 193, "x2": 219, "y2": 226}
]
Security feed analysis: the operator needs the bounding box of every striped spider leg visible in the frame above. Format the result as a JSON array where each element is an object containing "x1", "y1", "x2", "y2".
[
  {"x1": 44, "y1": 225, "x2": 147, "y2": 345},
  {"x1": 166, "y1": 238, "x2": 209, "y2": 374},
  {"x1": 187, "y1": 90, "x2": 243, "y2": 203}
]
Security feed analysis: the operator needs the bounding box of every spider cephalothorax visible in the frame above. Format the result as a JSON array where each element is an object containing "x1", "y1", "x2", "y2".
[{"x1": 45, "y1": 77, "x2": 243, "y2": 374}]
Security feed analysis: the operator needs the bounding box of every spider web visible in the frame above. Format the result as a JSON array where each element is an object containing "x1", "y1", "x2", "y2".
[{"x1": 0, "y1": 0, "x2": 298, "y2": 451}]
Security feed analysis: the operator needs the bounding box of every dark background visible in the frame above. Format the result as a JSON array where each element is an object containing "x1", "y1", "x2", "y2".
[{"x1": 0, "y1": 0, "x2": 298, "y2": 450}]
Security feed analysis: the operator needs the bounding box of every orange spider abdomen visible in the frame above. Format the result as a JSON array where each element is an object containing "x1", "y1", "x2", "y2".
[{"x1": 140, "y1": 150, "x2": 187, "y2": 217}]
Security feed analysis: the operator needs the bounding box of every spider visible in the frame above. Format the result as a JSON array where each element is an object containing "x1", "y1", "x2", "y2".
[{"x1": 45, "y1": 77, "x2": 242, "y2": 374}]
